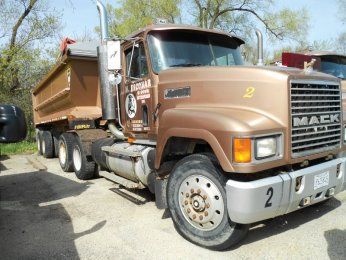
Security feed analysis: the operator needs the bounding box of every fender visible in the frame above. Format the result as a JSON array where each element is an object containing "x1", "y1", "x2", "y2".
[
  {"x1": 70, "y1": 129, "x2": 108, "y2": 156},
  {"x1": 155, "y1": 107, "x2": 284, "y2": 172}
]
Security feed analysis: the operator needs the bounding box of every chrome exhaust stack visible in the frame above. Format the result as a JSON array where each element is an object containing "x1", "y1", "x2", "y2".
[
  {"x1": 255, "y1": 29, "x2": 264, "y2": 66},
  {"x1": 96, "y1": 0, "x2": 124, "y2": 139},
  {"x1": 96, "y1": 0, "x2": 109, "y2": 42}
]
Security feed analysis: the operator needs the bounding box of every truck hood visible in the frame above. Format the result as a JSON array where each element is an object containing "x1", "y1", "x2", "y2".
[
  {"x1": 157, "y1": 66, "x2": 340, "y2": 131},
  {"x1": 158, "y1": 65, "x2": 338, "y2": 84},
  {"x1": 157, "y1": 66, "x2": 343, "y2": 169}
]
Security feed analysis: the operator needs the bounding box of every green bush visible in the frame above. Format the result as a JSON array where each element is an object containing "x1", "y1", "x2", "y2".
[{"x1": 0, "y1": 140, "x2": 37, "y2": 155}]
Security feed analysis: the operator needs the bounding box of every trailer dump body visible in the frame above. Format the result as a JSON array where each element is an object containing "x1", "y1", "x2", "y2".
[{"x1": 32, "y1": 42, "x2": 102, "y2": 126}]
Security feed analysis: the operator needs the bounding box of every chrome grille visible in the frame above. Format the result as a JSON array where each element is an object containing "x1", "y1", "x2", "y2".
[{"x1": 290, "y1": 81, "x2": 342, "y2": 158}]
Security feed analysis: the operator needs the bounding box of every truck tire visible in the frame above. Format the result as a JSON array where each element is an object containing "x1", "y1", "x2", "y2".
[
  {"x1": 41, "y1": 131, "x2": 54, "y2": 158},
  {"x1": 36, "y1": 130, "x2": 42, "y2": 155},
  {"x1": 53, "y1": 133, "x2": 60, "y2": 158},
  {"x1": 167, "y1": 154, "x2": 249, "y2": 250},
  {"x1": 72, "y1": 137, "x2": 96, "y2": 180},
  {"x1": 58, "y1": 133, "x2": 76, "y2": 172}
]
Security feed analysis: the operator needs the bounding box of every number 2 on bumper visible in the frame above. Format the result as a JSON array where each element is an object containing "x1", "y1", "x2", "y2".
[{"x1": 265, "y1": 187, "x2": 273, "y2": 207}]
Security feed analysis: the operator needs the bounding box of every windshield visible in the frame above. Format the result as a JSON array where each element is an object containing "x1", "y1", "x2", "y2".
[
  {"x1": 147, "y1": 30, "x2": 244, "y2": 73},
  {"x1": 320, "y1": 56, "x2": 346, "y2": 79}
]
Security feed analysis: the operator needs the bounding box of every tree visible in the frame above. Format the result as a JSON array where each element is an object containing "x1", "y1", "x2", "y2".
[
  {"x1": 105, "y1": 0, "x2": 310, "y2": 64},
  {"x1": 105, "y1": 0, "x2": 182, "y2": 38},
  {"x1": 336, "y1": 32, "x2": 346, "y2": 54},
  {"x1": 0, "y1": 0, "x2": 61, "y2": 137},
  {"x1": 189, "y1": 0, "x2": 309, "y2": 42},
  {"x1": 0, "y1": 0, "x2": 61, "y2": 90}
]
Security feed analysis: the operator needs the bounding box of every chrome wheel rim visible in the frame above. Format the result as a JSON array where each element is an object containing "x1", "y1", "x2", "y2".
[
  {"x1": 59, "y1": 143, "x2": 67, "y2": 165},
  {"x1": 73, "y1": 146, "x2": 82, "y2": 171},
  {"x1": 178, "y1": 174, "x2": 224, "y2": 231}
]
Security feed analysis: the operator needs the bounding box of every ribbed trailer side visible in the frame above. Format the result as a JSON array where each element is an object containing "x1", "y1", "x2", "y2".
[{"x1": 32, "y1": 54, "x2": 102, "y2": 127}]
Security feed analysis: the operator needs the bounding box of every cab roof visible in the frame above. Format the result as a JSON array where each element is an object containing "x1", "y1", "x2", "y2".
[{"x1": 124, "y1": 24, "x2": 245, "y2": 46}]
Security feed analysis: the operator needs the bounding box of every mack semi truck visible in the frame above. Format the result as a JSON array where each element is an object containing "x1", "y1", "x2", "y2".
[{"x1": 32, "y1": 1, "x2": 346, "y2": 250}]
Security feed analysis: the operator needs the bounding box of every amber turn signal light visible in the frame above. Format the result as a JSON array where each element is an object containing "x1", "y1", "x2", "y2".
[{"x1": 233, "y1": 138, "x2": 251, "y2": 163}]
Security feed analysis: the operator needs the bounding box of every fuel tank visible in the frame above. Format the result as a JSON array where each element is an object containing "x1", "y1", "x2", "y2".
[{"x1": 97, "y1": 142, "x2": 155, "y2": 186}]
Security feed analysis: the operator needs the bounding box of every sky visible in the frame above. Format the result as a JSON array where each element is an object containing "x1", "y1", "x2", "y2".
[{"x1": 50, "y1": 0, "x2": 345, "y2": 48}]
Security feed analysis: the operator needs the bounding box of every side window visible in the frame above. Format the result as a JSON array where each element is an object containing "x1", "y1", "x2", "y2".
[{"x1": 125, "y1": 42, "x2": 148, "y2": 80}]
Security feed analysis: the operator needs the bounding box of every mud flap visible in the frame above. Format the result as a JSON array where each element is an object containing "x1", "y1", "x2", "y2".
[{"x1": 155, "y1": 177, "x2": 168, "y2": 209}]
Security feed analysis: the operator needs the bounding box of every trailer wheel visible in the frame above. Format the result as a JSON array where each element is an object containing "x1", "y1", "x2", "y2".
[
  {"x1": 58, "y1": 133, "x2": 76, "y2": 172},
  {"x1": 41, "y1": 131, "x2": 54, "y2": 158},
  {"x1": 167, "y1": 154, "x2": 249, "y2": 250},
  {"x1": 72, "y1": 137, "x2": 96, "y2": 180},
  {"x1": 53, "y1": 133, "x2": 60, "y2": 158},
  {"x1": 36, "y1": 130, "x2": 42, "y2": 155}
]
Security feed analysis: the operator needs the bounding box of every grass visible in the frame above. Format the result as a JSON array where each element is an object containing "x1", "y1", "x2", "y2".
[{"x1": 0, "y1": 140, "x2": 37, "y2": 156}]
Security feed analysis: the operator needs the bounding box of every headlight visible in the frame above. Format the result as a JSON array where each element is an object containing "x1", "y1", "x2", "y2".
[{"x1": 255, "y1": 137, "x2": 277, "y2": 159}]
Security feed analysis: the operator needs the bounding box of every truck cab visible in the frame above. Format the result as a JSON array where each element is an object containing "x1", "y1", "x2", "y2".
[{"x1": 119, "y1": 25, "x2": 345, "y2": 172}]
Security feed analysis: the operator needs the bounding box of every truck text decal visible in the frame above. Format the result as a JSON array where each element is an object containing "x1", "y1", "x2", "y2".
[{"x1": 164, "y1": 86, "x2": 191, "y2": 99}]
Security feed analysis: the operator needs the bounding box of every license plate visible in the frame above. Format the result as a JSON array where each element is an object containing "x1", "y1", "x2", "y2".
[{"x1": 314, "y1": 171, "x2": 329, "y2": 190}]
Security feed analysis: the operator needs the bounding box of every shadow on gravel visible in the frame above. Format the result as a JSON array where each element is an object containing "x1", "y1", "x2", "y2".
[
  {"x1": 325, "y1": 229, "x2": 346, "y2": 260},
  {"x1": 109, "y1": 186, "x2": 155, "y2": 205},
  {"x1": 0, "y1": 154, "x2": 10, "y2": 160},
  {"x1": 235, "y1": 198, "x2": 342, "y2": 249},
  {"x1": 0, "y1": 155, "x2": 10, "y2": 172},
  {"x1": 0, "y1": 170, "x2": 106, "y2": 259}
]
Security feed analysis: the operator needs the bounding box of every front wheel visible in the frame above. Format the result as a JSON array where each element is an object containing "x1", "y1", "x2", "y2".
[{"x1": 167, "y1": 154, "x2": 249, "y2": 250}]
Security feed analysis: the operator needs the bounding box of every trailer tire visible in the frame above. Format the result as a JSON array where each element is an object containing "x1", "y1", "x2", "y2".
[
  {"x1": 41, "y1": 131, "x2": 54, "y2": 158},
  {"x1": 72, "y1": 137, "x2": 96, "y2": 180},
  {"x1": 58, "y1": 133, "x2": 76, "y2": 172},
  {"x1": 36, "y1": 130, "x2": 42, "y2": 155},
  {"x1": 167, "y1": 154, "x2": 249, "y2": 250},
  {"x1": 53, "y1": 133, "x2": 60, "y2": 158}
]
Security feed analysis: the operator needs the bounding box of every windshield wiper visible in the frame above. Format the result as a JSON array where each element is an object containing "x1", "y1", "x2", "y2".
[{"x1": 170, "y1": 63, "x2": 203, "y2": 67}]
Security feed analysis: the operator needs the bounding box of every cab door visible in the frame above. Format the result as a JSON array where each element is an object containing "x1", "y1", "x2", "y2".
[{"x1": 121, "y1": 41, "x2": 153, "y2": 137}]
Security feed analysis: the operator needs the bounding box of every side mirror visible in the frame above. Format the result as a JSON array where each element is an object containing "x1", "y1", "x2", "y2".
[{"x1": 0, "y1": 105, "x2": 27, "y2": 143}]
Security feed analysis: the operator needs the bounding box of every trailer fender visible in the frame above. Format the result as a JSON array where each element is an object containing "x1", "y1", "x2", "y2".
[{"x1": 71, "y1": 129, "x2": 108, "y2": 156}]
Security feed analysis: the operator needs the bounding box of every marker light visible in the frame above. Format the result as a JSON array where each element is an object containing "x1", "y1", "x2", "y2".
[{"x1": 233, "y1": 138, "x2": 251, "y2": 163}]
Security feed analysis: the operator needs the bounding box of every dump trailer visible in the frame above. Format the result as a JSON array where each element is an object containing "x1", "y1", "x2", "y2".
[{"x1": 32, "y1": 1, "x2": 346, "y2": 250}]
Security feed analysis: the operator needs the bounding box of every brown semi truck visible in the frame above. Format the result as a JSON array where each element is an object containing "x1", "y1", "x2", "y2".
[{"x1": 32, "y1": 1, "x2": 346, "y2": 250}]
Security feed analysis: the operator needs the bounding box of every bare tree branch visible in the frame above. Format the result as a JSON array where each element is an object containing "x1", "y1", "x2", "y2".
[
  {"x1": 209, "y1": 6, "x2": 283, "y2": 39},
  {"x1": 9, "y1": 0, "x2": 38, "y2": 50}
]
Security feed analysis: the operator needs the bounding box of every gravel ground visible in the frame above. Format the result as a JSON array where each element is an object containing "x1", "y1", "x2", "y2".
[{"x1": 0, "y1": 154, "x2": 345, "y2": 260}]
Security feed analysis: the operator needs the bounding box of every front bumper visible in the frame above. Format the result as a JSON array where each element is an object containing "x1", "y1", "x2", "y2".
[{"x1": 226, "y1": 158, "x2": 346, "y2": 224}]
